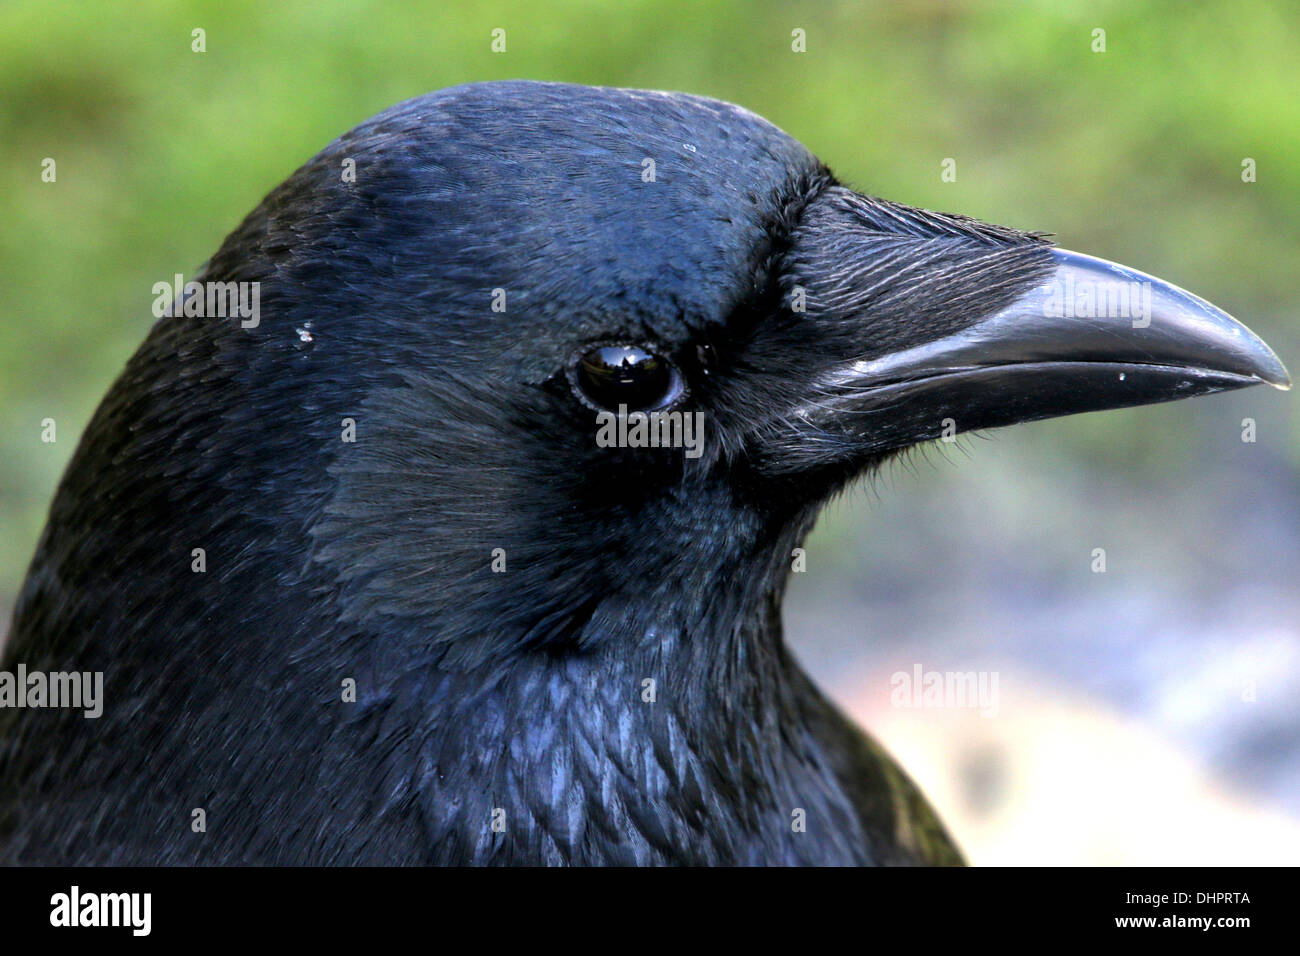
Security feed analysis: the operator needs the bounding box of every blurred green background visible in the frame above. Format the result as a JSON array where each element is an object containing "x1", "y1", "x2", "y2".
[{"x1": 2, "y1": 0, "x2": 1297, "y2": 863}]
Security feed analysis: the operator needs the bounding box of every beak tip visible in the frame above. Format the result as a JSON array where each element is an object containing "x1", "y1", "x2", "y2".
[
  {"x1": 1242, "y1": 341, "x2": 1290, "y2": 390},
  {"x1": 1051, "y1": 249, "x2": 1291, "y2": 395}
]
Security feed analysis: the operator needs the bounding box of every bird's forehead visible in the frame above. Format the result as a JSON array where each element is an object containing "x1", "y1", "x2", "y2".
[{"x1": 330, "y1": 82, "x2": 822, "y2": 356}]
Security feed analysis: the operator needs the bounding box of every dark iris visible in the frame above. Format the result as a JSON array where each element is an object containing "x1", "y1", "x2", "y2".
[{"x1": 573, "y1": 345, "x2": 685, "y2": 412}]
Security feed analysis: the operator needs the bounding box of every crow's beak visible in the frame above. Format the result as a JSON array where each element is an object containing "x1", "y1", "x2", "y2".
[{"x1": 801, "y1": 248, "x2": 1289, "y2": 457}]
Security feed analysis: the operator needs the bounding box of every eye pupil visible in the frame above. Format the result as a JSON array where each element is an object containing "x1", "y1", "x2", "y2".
[{"x1": 574, "y1": 345, "x2": 684, "y2": 411}]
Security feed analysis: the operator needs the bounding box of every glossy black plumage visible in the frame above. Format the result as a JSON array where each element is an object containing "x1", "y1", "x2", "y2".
[{"x1": 0, "y1": 81, "x2": 1284, "y2": 865}]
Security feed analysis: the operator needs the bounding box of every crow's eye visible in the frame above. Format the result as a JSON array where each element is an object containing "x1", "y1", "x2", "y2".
[{"x1": 570, "y1": 345, "x2": 686, "y2": 412}]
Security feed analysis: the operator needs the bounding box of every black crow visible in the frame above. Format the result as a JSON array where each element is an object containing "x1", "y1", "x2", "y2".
[{"x1": 0, "y1": 81, "x2": 1288, "y2": 865}]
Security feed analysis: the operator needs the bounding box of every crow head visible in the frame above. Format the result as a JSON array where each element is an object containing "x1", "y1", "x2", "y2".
[{"x1": 219, "y1": 81, "x2": 1285, "y2": 668}]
